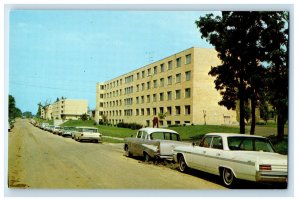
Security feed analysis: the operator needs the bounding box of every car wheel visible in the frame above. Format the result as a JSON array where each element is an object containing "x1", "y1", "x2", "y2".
[
  {"x1": 124, "y1": 145, "x2": 132, "y2": 157},
  {"x1": 143, "y1": 152, "x2": 151, "y2": 162},
  {"x1": 178, "y1": 155, "x2": 188, "y2": 172},
  {"x1": 222, "y1": 168, "x2": 236, "y2": 188}
]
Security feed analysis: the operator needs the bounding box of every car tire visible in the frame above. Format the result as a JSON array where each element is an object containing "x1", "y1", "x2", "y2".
[
  {"x1": 178, "y1": 155, "x2": 188, "y2": 172},
  {"x1": 143, "y1": 152, "x2": 151, "y2": 162},
  {"x1": 124, "y1": 145, "x2": 132, "y2": 157},
  {"x1": 222, "y1": 168, "x2": 236, "y2": 188}
]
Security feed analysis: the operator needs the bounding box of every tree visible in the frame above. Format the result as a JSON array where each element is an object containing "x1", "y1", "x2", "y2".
[
  {"x1": 196, "y1": 12, "x2": 265, "y2": 133},
  {"x1": 23, "y1": 111, "x2": 33, "y2": 118},
  {"x1": 195, "y1": 11, "x2": 288, "y2": 136},
  {"x1": 9, "y1": 95, "x2": 22, "y2": 120},
  {"x1": 260, "y1": 12, "x2": 289, "y2": 141},
  {"x1": 80, "y1": 113, "x2": 89, "y2": 121}
]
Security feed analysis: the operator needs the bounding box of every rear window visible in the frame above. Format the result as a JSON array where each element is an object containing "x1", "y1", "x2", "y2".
[
  {"x1": 150, "y1": 132, "x2": 180, "y2": 141},
  {"x1": 227, "y1": 137, "x2": 275, "y2": 152}
]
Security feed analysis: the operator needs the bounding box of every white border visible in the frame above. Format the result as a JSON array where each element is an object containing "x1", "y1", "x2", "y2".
[{"x1": 1, "y1": 1, "x2": 298, "y2": 199}]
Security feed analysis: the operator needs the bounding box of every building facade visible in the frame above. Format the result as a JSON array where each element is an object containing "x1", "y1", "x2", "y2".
[
  {"x1": 95, "y1": 47, "x2": 237, "y2": 127},
  {"x1": 41, "y1": 104, "x2": 52, "y2": 120},
  {"x1": 41, "y1": 99, "x2": 88, "y2": 120}
]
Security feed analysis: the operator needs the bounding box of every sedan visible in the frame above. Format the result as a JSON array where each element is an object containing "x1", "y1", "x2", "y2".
[{"x1": 173, "y1": 133, "x2": 288, "y2": 188}]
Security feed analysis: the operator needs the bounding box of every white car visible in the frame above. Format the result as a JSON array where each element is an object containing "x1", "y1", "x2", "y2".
[
  {"x1": 73, "y1": 127, "x2": 102, "y2": 143},
  {"x1": 173, "y1": 133, "x2": 288, "y2": 188}
]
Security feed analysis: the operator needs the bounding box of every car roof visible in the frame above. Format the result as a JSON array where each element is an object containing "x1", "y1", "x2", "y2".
[
  {"x1": 205, "y1": 133, "x2": 266, "y2": 139},
  {"x1": 139, "y1": 127, "x2": 179, "y2": 134}
]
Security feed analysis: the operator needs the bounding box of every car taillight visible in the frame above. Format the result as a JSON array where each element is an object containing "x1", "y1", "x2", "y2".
[{"x1": 259, "y1": 165, "x2": 272, "y2": 171}]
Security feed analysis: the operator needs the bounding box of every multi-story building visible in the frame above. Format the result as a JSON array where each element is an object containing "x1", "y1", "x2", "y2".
[
  {"x1": 51, "y1": 99, "x2": 88, "y2": 120},
  {"x1": 95, "y1": 47, "x2": 237, "y2": 127},
  {"x1": 40, "y1": 104, "x2": 52, "y2": 120}
]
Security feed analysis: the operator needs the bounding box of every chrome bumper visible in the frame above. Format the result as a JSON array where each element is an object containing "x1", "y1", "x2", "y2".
[{"x1": 256, "y1": 171, "x2": 288, "y2": 183}]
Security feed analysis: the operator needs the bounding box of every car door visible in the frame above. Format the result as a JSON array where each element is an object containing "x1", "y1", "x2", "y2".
[
  {"x1": 204, "y1": 136, "x2": 224, "y2": 175},
  {"x1": 188, "y1": 136, "x2": 213, "y2": 171}
]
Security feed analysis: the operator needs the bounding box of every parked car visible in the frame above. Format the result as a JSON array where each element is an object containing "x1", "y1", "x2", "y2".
[
  {"x1": 61, "y1": 126, "x2": 77, "y2": 137},
  {"x1": 40, "y1": 123, "x2": 49, "y2": 130},
  {"x1": 173, "y1": 133, "x2": 288, "y2": 188},
  {"x1": 124, "y1": 127, "x2": 190, "y2": 161},
  {"x1": 52, "y1": 126, "x2": 62, "y2": 135},
  {"x1": 73, "y1": 127, "x2": 102, "y2": 143}
]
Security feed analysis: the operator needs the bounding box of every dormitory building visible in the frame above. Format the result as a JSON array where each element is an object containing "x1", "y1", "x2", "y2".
[{"x1": 95, "y1": 47, "x2": 237, "y2": 127}]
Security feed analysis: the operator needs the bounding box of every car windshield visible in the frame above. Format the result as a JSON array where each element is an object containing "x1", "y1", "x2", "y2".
[
  {"x1": 150, "y1": 132, "x2": 180, "y2": 141},
  {"x1": 227, "y1": 136, "x2": 275, "y2": 152},
  {"x1": 81, "y1": 128, "x2": 98, "y2": 133}
]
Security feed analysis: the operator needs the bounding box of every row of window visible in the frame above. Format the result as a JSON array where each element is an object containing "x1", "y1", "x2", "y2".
[
  {"x1": 100, "y1": 71, "x2": 191, "y2": 99},
  {"x1": 100, "y1": 88, "x2": 191, "y2": 107},
  {"x1": 100, "y1": 54, "x2": 192, "y2": 90},
  {"x1": 102, "y1": 119, "x2": 190, "y2": 127},
  {"x1": 99, "y1": 105, "x2": 191, "y2": 117}
]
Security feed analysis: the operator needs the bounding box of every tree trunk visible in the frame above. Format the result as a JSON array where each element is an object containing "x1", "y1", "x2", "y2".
[
  {"x1": 277, "y1": 113, "x2": 285, "y2": 141},
  {"x1": 239, "y1": 76, "x2": 246, "y2": 134},
  {"x1": 250, "y1": 92, "x2": 256, "y2": 135}
]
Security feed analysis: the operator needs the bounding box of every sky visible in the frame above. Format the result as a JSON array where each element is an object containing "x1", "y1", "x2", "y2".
[{"x1": 8, "y1": 10, "x2": 215, "y2": 114}]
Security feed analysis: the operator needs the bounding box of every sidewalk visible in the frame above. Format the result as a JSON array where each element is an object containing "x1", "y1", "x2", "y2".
[{"x1": 102, "y1": 136, "x2": 124, "y2": 141}]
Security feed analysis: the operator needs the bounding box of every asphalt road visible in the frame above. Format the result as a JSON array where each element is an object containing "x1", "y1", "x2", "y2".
[{"x1": 8, "y1": 119, "x2": 226, "y2": 189}]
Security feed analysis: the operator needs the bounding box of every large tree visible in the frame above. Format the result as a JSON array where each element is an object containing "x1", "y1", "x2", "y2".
[
  {"x1": 9, "y1": 95, "x2": 22, "y2": 119},
  {"x1": 260, "y1": 12, "x2": 289, "y2": 141},
  {"x1": 196, "y1": 12, "x2": 265, "y2": 134},
  {"x1": 196, "y1": 11, "x2": 288, "y2": 137}
]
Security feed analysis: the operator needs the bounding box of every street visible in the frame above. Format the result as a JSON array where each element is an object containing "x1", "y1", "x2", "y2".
[{"x1": 8, "y1": 119, "x2": 225, "y2": 189}]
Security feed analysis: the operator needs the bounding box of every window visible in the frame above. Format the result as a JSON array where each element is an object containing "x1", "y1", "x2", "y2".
[
  {"x1": 185, "y1": 54, "x2": 191, "y2": 64},
  {"x1": 159, "y1": 107, "x2": 164, "y2": 114},
  {"x1": 153, "y1": 94, "x2": 157, "y2": 102},
  {"x1": 175, "y1": 90, "x2": 181, "y2": 99},
  {"x1": 142, "y1": 71, "x2": 145, "y2": 78},
  {"x1": 176, "y1": 73, "x2": 181, "y2": 83},
  {"x1": 99, "y1": 102, "x2": 103, "y2": 107},
  {"x1": 175, "y1": 106, "x2": 181, "y2": 115},
  {"x1": 176, "y1": 57, "x2": 182, "y2": 67},
  {"x1": 141, "y1": 83, "x2": 145, "y2": 91},
  {"x1": 168, "y1": 76, "x2": 172, "y2": 85},
  {"x1": 136, "y1": 84, "x2": 139, "y2": 92},
  {"x1": 141, "y1": 96, "x2": 144, "y2": 103},
  {"x1": 167, "y1": 91, "x2": 172, "y2": 100},
  {"x1": 160, "y1": 63, "x2": 165, "y2": 72},
  {"x1": 137, "y1": 72, "x2": 140, "y2": 80},
  {"x1": 167, "y1": 107, "x2": 172, "y2": 115},
  {"x1": 185, "y1": 105, "x2": 191, "y2": 115},
  {"x1": 153, "y1": 66, "x2": 157, "y2": 74},
  {"x1": 147, "y1": 95, "x2": 150, "y2": 103},
  {"x1": 153, "y1": 80, "x2": 157, "y2": 88},
  {"x1": 168, "y1": 60, "x2": 173, "y2": 70},
  {"x1": 160, "y1": 78, "x2": 164, "y2": 87},
  {"x1": 147, "y1": 81, "x2": 151, "y2": 90},
  {"x1": 147, "y1": 108, "x2": 150, "y2": 116},
  {"x1": 147, "y1": 68, "x2": 151, "y2": 76},
  {"x1": 185, "y1": 88, "x2": 191, "y2": 98},
  {"x1": 185, "y1": 71, "x2": 191, "y2": 81},
  {"x1": 136, "y1": 97, "x2": 139, "y2": 104},
  {"x1": 159, "y1": 92, "x2": 164, "y2": 101},
  {"x1": 200, "y1": 136, "x2": 212, "y2": 148},
  {"x1": 141, "y1": 108, "x2": 144, "y2": 116},
  {"x1": 211, "y1": 137, "x2": 223, "y2": 149},
  {"x1": 100, "y1": 94, "x2": 104, "y2": 98},
  {"x1": 153, "y1": 108, "x2": 157, "y2": 115},
  {"x1": 136, "y1": 109, "x2": 139, "y2": 116}
]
